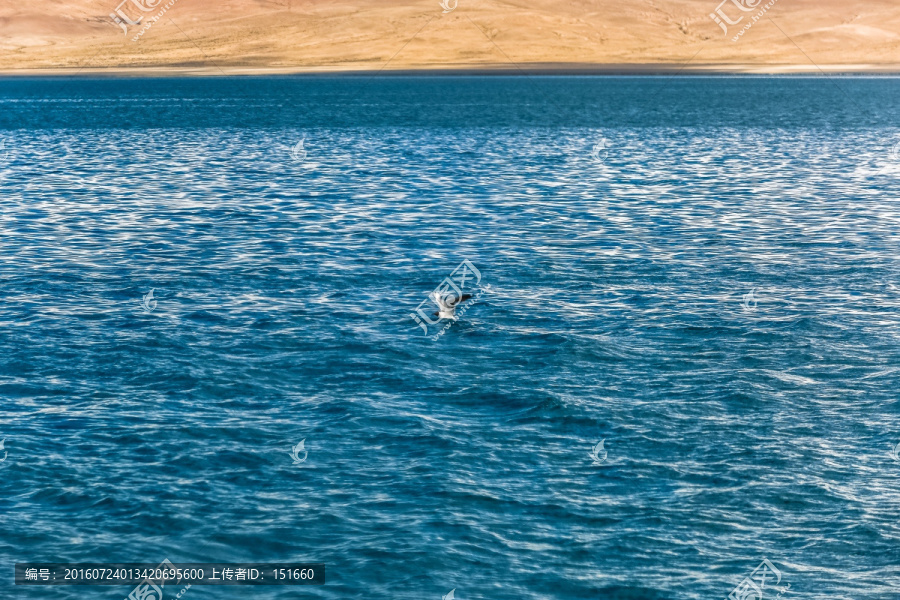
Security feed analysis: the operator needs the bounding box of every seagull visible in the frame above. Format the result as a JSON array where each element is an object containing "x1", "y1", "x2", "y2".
[{"x1": 431, "y1": 292, "x2": 473, "y2": 320}]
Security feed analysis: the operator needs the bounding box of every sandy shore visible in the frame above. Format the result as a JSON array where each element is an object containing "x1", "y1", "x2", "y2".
[
  {"x1": 1, "y1": 0, "x2": 898, "y2": 75},
  {"x1": 2, "y1": 64, "x2": 900, "y2": 77}
]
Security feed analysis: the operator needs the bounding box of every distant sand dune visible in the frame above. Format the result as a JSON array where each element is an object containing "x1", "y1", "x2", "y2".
[{"x1": 0, "y1": 0, "x2": 899, "y2": 73}]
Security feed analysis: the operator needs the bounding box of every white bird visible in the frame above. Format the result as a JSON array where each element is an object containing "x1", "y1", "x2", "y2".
[{"x1": 431, "y1": 292, "x2": 473, "y2": 320}]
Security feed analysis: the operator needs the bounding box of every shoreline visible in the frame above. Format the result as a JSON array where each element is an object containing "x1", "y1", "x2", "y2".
[{"x1": 1, "y1": 63, "x2": 900, "y2": 78}]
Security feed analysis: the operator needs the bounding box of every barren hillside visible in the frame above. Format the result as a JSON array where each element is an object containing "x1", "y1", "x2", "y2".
[{"x1": 0, "y1": 0, "x2": 898, "y2": 73}]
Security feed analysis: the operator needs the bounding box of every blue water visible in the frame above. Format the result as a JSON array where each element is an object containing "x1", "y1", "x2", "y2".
[{"x1": 1, "y1": 76, "x2": 900, "y2": 600}]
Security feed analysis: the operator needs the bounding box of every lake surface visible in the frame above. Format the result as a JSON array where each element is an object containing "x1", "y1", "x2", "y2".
[{"x1": 1, "y1": 76, "x2": 900, "y2": 600}]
